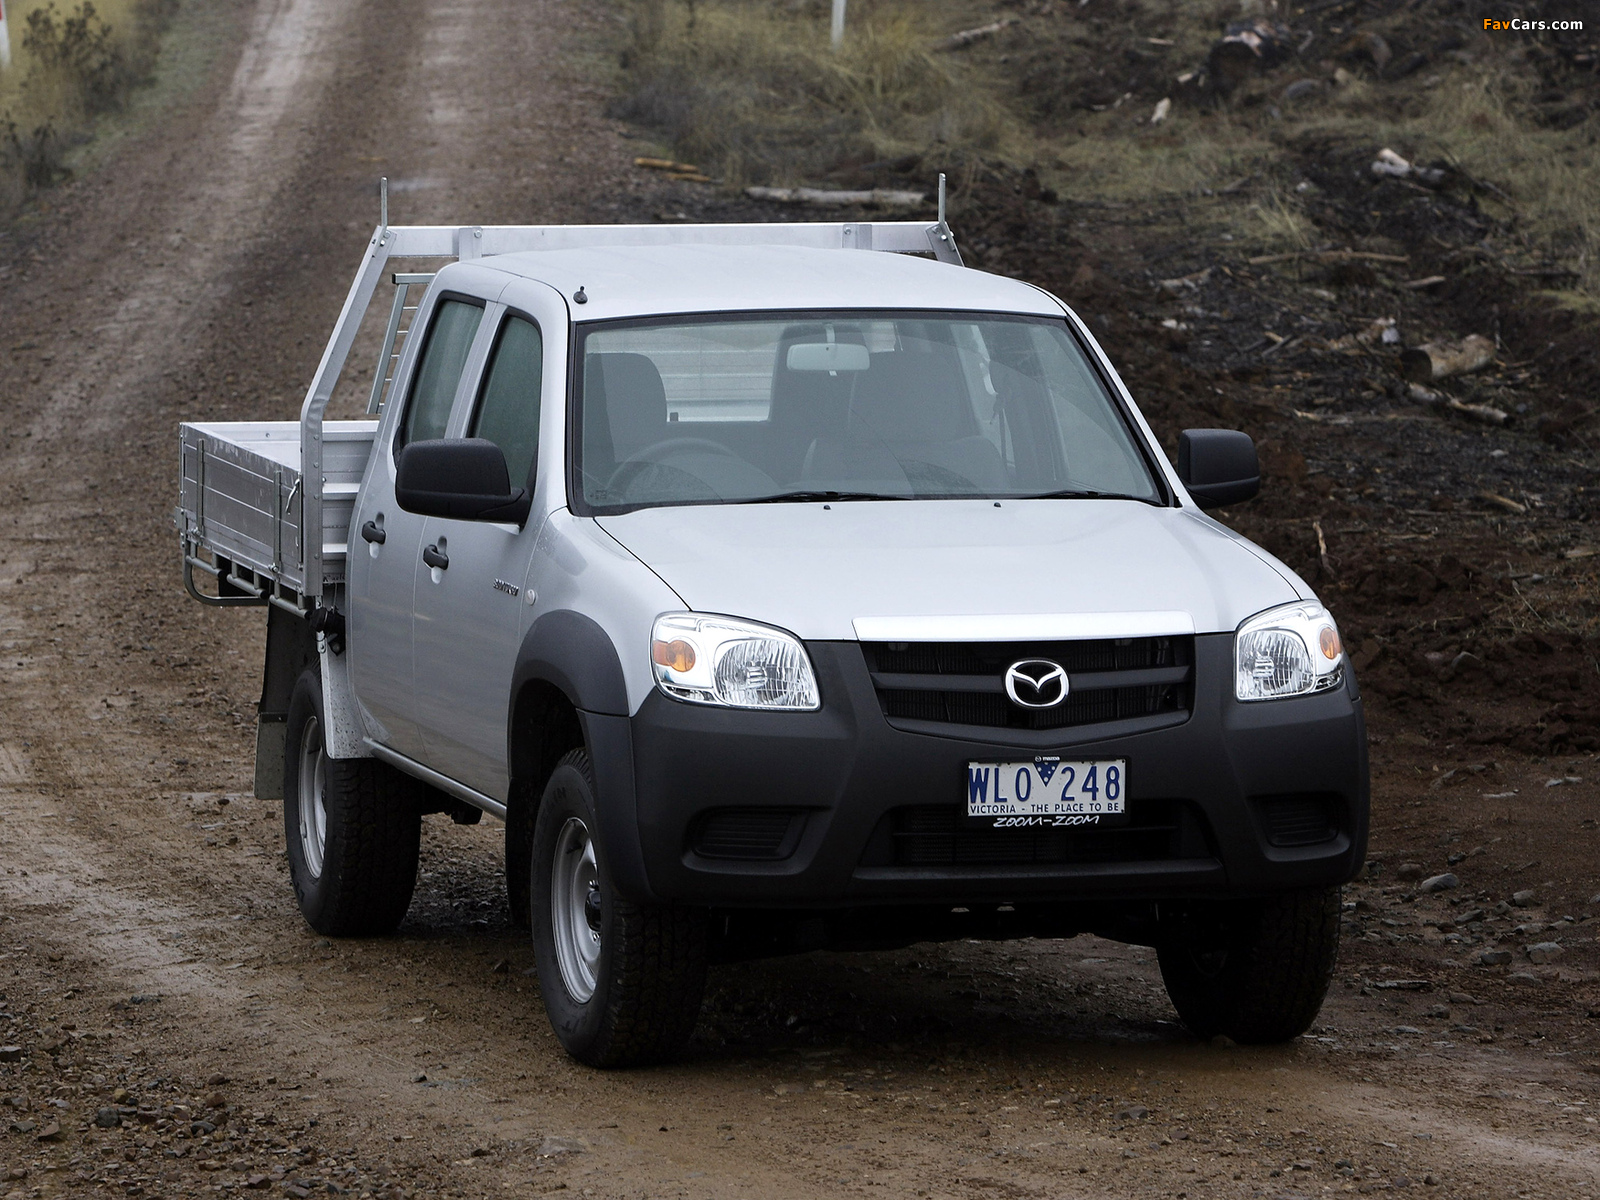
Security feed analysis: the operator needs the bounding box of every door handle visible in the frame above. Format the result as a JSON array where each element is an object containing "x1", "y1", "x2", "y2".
[
  {"x1": 360, "y1": 520, "x2": 386, "y2": 545},
  {"x1": 422, "y1": 543, "x2": 449, "y2": 570}
]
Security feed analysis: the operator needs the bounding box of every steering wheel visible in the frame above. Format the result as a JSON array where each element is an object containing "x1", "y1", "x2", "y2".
[{"x1": 606, "y1": 438, "x2": 740, "y2": 494}]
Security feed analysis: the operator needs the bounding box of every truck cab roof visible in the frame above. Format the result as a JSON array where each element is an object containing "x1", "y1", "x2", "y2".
[{"x1": 475, "y1": 243, "x2": 1068, "y2": 322}]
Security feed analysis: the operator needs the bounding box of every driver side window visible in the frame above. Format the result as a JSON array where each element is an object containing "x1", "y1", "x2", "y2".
[{"x1": 468, "y1": 316, "x2": 543, "y2": 489}]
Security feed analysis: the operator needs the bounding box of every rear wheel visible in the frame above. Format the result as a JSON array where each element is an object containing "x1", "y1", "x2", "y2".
[
  {"x1": 530, "y1": 749, "x2": 707, "y2": 1067},
  {"x1": 1157, "y1": 886, "x2": 1342, "y2": 1044},
  {"x1": 284, "y1": 669, "x2": 421, "y2": 936}
]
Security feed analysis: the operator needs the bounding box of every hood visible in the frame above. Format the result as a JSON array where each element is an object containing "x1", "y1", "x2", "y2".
[{"x1": 596, "y1": 500, "x2": 1303, "y2": 642}]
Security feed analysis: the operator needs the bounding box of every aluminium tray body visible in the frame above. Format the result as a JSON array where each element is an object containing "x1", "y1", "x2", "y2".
[{"x1": 178, "y1": 420, "x2": 378, "y2": 596}]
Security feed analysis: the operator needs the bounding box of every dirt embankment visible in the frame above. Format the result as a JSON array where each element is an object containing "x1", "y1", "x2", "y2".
[{"x1": 0, "y1": 2, "x2": 1596, "y2": 1199}]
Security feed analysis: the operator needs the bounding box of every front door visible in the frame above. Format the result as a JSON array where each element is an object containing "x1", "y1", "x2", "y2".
[
  {"x1": 412, "y1": 292, "x2": 561, "y2": 801},
  {"x1": 347, "y1": 293, "x2": 487, "y2": 759}
]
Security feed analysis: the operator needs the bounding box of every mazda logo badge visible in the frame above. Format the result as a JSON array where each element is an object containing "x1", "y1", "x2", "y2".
[{"x1": 1004, "y1": 659, "x2": 1070, "y2": 708}]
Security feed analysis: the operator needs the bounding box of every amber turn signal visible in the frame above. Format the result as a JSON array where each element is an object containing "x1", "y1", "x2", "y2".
[
  {"x1": 1319, "y1": 626, "x2": 1341, "y2": 661},
  {"x1": 652, "y1": 638, "x2": 696, "y2": 672}
]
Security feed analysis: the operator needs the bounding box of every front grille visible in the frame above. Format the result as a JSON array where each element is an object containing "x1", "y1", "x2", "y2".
[
  {"x1": 863, "y1": 637, "x2": 1193, "y2": 732},
  {"x1": 859, "y1": 800, "x2": 1214, "y2": 868},
  {"x1": 1253, "y1": 793, "x2": 1340, "y2": 847},
  {"x1": 689, "y1": 808, "x2": 807, "y2": 860}
]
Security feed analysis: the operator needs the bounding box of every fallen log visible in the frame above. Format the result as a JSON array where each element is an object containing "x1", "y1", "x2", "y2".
[
  {"x1": 1479, "y1": 490, "x2": 1526, "y2": 514},
  {"x1": 938, "y1": 16, "x2": 1018, "y2": 51},
  {"x1": 1445, "y1": 397, "x2": 1511, "y2": 426},
  {"x1": 1247, "y1": 249, "x2": 1409, "y2": 266},
  {"x1": 1322, "y1": 249, "x2": 1409, "y2": 264},
  {"x1": 636, "y1": 157, "x2": 701, "y2": 173},
  {"x1": 1407, "y1": 382, "x2": 1511, "y2": 426},
  {"x1": 1400, "y1": 333, "x2": 1495, "y2": 383},
  {"x1": 744, "y1": 186, "x2": 928, "y2": 208}
]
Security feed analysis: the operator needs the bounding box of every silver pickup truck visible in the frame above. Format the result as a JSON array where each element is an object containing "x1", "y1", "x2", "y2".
[{"x1": 178, "y1": 204, "x2": 1368, "y2": 1066}]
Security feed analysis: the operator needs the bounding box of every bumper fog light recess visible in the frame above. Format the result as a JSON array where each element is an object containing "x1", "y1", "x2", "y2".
[
  {"x1": 1235, "y1": 602, "x2": 1345, "y2": 702},
  {"x1": 651, "y1": 613, "x2": 821, "y2": 710}
]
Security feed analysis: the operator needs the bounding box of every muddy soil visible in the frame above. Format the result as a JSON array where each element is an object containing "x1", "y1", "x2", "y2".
[{"x1": 1, "y1": 2, "x2": 1598, "y2": 1199}]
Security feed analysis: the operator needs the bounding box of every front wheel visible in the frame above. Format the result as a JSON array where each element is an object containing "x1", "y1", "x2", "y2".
[
  {"x1": 284, "y1": 669, "x2": 421, "y2": 936},
  {"x1": 1157, "y1": 886, "x2": 1342, "y2": 1044},
  {"x1": 530, "y1": 749, "x2": 707, "y2": 1067}
]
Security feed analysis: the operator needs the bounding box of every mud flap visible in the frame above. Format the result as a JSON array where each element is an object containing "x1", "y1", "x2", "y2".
[{"x1": 255, "y1": 714, "x2": 288, "y2": 799}]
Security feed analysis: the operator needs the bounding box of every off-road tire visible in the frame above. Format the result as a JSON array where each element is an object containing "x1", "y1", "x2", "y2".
[
  {"x1": 530, "y1": 748, "x2": 707, "y2": 1067},
  {"x1": 1157, "y1": 885, "x2": 1341, "y2": 1044},
  {"x1": 284, "y1": 669, "x2": 421, "y2": 936}
]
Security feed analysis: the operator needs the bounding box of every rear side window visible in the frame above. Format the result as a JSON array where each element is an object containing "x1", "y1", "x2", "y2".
[
  {"x1": 398, "y1": 298, "x2": 483, "y2": 452},
  {"x1": 469, "y1": 316, "x2": 543, "y2": 488}
]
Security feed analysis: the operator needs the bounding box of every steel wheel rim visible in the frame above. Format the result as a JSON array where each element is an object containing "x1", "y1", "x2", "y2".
[
  {"x1": 550, "y1": 816, "x2": 601, "y2": 1003},
  {"x1": 297, "y1": 715, "x2": 328, "y2": 879}
]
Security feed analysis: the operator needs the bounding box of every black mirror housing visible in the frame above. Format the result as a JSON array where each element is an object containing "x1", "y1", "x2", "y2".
[
  {"x1": 1177, "y1": 428, "x2": 1260, "y2": 509},
  {"x1": 395, "y1": 438, "x2": 531, "y2": 524}
]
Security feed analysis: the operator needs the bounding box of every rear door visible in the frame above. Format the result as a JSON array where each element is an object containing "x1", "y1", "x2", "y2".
[
  {"x1": 348, "y1": 290, "x2": 489, "y2": 758},
  {"x1": 411, "y1": 281, "x2": 568, "y2": 800}
]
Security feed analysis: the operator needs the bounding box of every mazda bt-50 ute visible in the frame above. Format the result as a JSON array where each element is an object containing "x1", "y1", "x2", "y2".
[{"x1": 178, "y1": 199, "x2": 1367, "y2": 1066}]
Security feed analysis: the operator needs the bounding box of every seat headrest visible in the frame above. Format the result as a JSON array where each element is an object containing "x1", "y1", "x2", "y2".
[
  {"x1": 850, "y1": 347, "x2": 972, "y2": 443},
  {"x1": 585, "y1": 352, "x2": 668, "y2": 463}
]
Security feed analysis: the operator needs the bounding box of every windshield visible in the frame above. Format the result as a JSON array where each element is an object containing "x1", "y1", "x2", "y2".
[{"x1": 575, "y1": 312, "x2": 1163, "y2": 512}]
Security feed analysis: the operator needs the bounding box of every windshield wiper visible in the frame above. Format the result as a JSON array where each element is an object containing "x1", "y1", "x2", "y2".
[
  {"x1": 737, "y1": 490, "x2": 911, "y2": 504},
  {"x1": 1025, "y1": 489, "x2": 1158, "y2": 504}
]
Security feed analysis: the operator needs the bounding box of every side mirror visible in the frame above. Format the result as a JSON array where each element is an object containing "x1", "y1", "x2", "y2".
[
  {"x1": 395, "y1": 438, "x2": 531, "y2": 524},
  {"x1": 1177, "y1": 428, "x2": 1259, "y2": 509}
]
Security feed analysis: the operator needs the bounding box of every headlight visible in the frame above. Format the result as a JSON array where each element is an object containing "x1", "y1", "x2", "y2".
[
  {"x1": 651, "y1": 613, "x2": 821, "y2": 710},
  {"x1": 1235, "y1": 602, "x2": 1344, "y2": 702}
]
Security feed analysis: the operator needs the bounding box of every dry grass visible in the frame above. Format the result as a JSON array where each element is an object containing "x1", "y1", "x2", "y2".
[
  {"x1": 0, "y1": 0, "x2": 175, "y2": 210},
  {"x1": 1403, "y1": 69, "x2": 1600, "y2": 297},
  {"x1": 610, "y1": 0, "x2": 1023, "y2": 186},
  {"x1": 1041, "y1": 109, "x2": 1268, "y2": 204},
  {"x1": 1246, "y1": 189, "x2": 1316, "y2": 252}
]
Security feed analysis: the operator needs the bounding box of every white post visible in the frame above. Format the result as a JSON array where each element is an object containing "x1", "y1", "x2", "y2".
[
  {"x1": 830, "y1": 0, "x2": 846, "y2": 48},
  {"x1": 0, "y1": 0, "x2": 12, "y2": 71}
]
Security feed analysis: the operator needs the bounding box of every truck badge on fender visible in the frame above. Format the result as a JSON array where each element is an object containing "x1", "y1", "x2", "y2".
[{"x1": 493, "y1": 579, "x2": 520, "y2": 597}]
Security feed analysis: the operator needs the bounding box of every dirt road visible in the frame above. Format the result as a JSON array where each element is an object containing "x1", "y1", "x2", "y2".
[{"x1": 0, "y1": 2, "x2": 1597, "y2": 1198}]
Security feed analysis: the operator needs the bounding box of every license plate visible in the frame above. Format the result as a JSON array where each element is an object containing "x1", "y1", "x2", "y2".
[{"x1": 966, "y1": 758, "x2": 1127, "y2": 828}]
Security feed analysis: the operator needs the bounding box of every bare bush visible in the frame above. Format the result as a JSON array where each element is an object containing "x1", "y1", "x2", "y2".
[
  {"x1": 24, "y1": 3, "x2": 132, "y2": 117},
  {"x1": 0, "y1": 0, "x2": 176, "y2": 213}
]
